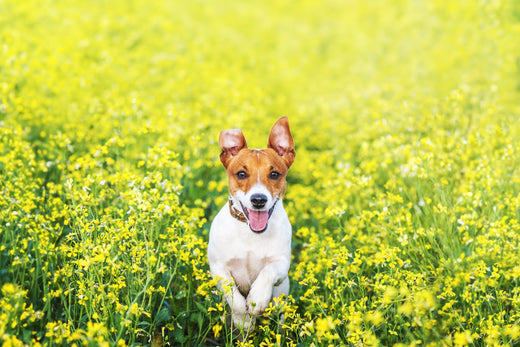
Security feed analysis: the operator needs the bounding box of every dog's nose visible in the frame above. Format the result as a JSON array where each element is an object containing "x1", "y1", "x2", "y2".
[{"x1": 251, "y1": 194, "x2": 268, "y2": 209}]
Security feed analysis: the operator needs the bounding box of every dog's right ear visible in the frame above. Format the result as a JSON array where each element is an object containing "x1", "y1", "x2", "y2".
[{"x1": 219, "y1": 129, "x2": 247, "y2": 168}]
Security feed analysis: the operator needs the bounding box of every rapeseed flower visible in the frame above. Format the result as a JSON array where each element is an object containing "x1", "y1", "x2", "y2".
[{"x1": 1, "y1": 0, "x2": 520, "y2": 345}]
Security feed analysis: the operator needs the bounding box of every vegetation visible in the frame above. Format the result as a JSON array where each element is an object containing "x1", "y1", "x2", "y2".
[{"x1": 1, "y1": 0, "x2": 519, "y2": 345}]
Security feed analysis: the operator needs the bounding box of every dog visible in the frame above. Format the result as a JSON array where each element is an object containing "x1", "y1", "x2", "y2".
[{"x1": 207, "y1": 116, "x2": 295, "y2": 330}]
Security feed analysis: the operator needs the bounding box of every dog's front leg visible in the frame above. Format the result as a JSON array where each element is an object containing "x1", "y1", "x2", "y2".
[
  {"x1": 247, "y1": 260, "x2": 289, "y2": 316},
  {"x1": 210, "y1": 262, "x2": 253, "y2": 328}
]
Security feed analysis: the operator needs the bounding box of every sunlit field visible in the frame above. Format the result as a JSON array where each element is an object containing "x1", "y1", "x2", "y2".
[{"x1": 1, "y1": 0, "x2": 520, "y2": 345}]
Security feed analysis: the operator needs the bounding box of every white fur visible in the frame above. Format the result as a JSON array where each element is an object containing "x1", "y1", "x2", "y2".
[{"x1": 207, "y1": 197, "x2": 291, "y2": 329}]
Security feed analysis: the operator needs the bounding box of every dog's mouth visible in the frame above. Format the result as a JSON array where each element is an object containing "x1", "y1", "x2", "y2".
[{"x1": 240, "y1": 202, "x2": 276, "y2": 233}]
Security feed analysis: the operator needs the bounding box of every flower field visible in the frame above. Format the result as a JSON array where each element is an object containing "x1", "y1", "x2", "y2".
[{"x1": 1, "y1": 0, "x2": 520, "y2": 345}]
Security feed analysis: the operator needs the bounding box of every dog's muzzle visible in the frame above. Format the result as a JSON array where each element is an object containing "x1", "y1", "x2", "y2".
[{"x1": 229, "y1": 198, "x2": 277, "y2": 233}]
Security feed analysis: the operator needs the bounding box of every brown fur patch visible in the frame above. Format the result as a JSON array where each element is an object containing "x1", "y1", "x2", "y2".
[{"x1": 225, "y1": 149, "x2": 288, "y2": 198}]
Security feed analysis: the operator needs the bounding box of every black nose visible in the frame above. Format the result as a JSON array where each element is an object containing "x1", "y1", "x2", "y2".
[{"x1": 251, "y1": 194, "x2": 267, "y2": 209}]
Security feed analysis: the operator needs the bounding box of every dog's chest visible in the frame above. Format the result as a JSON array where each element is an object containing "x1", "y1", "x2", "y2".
[{"x1": 226, "y1": 252, "x2": 274, "y2": 297}]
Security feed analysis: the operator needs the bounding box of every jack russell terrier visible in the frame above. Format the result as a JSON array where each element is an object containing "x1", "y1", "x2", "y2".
[{"x1": 207, "y1": 116, "x2": 295, "y2": 329}]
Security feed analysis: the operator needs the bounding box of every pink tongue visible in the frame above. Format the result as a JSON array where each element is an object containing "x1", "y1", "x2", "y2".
[{"x1": 248, "y1": 210, "x2": 269, "y2": 232}]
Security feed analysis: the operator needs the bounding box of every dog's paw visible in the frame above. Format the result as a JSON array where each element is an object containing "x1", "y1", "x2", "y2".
[
  {"x1": 247, "y1": 284, "x2": 273, "y2": 316},
  {"x1": 230, "y1": 290, "x2": 247, "y2": 316}
]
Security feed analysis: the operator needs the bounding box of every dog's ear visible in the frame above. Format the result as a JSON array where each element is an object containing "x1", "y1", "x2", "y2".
[
  {"x1": 267, "y1": 116, "x2": 295, "y2": 168},
  {"x1": 219, "y1": 128, "x2": 248, "y2": 168}
]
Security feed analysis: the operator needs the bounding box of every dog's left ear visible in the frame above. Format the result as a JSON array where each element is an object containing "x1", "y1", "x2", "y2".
[
  {"x1": 219, "y1": 128, "x2": 248, "y2": 168},
  {"x1": 268, "y1": 116, "x2": 295, "y2": 168}
]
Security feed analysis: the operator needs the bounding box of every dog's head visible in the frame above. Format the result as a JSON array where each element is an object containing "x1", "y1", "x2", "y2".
[{"x1": 218, "y1": 116, "x2": 295, "y2": 233}]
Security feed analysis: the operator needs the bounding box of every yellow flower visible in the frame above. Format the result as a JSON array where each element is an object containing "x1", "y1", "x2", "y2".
[
  {"x1": 316, "y1": 316, "x2": 335, "y2": 332},
  {"x1": 129, "y1": 303, "x2": 139, "y2": 315},
  {"x1": 453, "y1": 331, "x2": 473, "y2": 346},
  {"x1": 382, "y1": 286, "x2": 399, "y2": 304},
  {"x1": 212, "y1": 323, "x2": 222, "y2": 338},
  {"x1": 397, "y1": 302, "x2": 413, "y2": 316}
]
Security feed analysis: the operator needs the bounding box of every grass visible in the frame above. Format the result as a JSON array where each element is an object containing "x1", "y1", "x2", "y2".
[{"x1": 1, "y1": 0, "x2": 520, "y2": 345}]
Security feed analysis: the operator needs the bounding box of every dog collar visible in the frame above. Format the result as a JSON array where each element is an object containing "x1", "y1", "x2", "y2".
[{"x1": 229, "y1": 199, "x2": 248, "y2": 223}]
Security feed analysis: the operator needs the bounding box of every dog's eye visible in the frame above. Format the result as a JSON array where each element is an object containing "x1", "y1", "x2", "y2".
[
  {"x1": 269, "y1": 171, "x2": 281, "y2": 179},
  {"x1": 236, "y1": 171, "x2": 248, "y2": 179}
]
